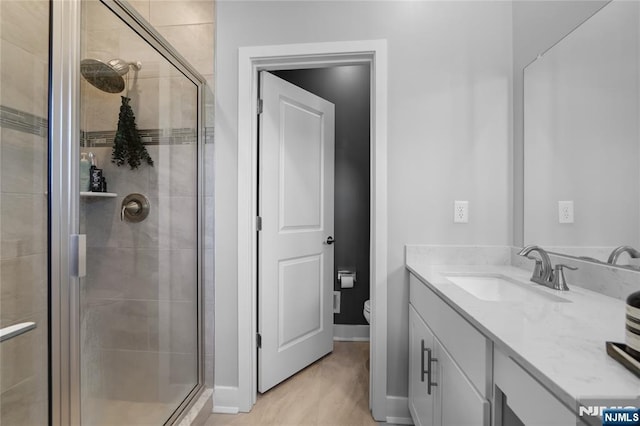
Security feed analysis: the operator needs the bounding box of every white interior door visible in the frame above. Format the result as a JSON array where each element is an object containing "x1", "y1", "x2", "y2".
[{"x1": 258, "y1": 71, "x2": 335, "y2": 392}]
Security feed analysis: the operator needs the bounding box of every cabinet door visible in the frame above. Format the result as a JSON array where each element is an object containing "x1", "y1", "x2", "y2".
[
  {"x1": 409, "y1": 305, "x2": 437, "y2": 426},
  {"x1": 437, "y1": 338, "x2": 490, "y2": 426}
]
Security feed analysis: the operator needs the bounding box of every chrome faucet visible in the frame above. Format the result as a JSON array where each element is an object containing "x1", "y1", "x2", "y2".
[
  {"x1": 518, "y1": 245, "x2": 553, "y2": 285},
  {"x1": 518, "y1": 245, "x2": 575, "y2": 291},
  {"x1": 607, "y1": 245, "x2": 640, "y2": 265}
]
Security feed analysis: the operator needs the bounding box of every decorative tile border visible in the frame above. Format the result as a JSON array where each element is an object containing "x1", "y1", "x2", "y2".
[
  {"x1": 82, "y1": 128, "x2": 197, "y2": 147},
  {"x1": 83, "y1": 126, "x2": 214, "y2": 146},
  {"x1": 0, "y1": 105, "x2": 47, "y2": 137},
  {"x1": 0, "y1": 105, "x2": 214, "y2": 145}
]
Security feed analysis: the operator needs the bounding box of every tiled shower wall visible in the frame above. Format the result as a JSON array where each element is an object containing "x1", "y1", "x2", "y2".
[
  {"x1": 0, "y1": 1, "x2": 50, "y2": 425},
  {"x1": 127, "y1": 0, "x2": 215, "y2": 389},
  {"x1": 79, "y1": 144, "x2": 199, "y2": 411},
  {"x1": 0, "y1": 0, "x2": 214, "y2": 423},
  {"x1": 80, "y1": 0, "x2": 215, "y2": 399}
]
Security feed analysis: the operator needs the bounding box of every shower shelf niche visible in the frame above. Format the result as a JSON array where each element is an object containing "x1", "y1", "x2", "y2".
[{"x1": 80, "y1": 192, "x2": 117, "y2": 198}]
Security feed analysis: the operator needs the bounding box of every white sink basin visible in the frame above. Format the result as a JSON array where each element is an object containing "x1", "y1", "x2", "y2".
[{"x1": 444, "y1": 274, "x2": 570, "y2": 303}]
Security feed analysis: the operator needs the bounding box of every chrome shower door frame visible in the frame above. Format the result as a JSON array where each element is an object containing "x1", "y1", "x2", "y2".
[
  {"x1": 49, "y1": 0, "x2": 206, "y2": 424},
  {"x1": 50, "y1": 0, "x2": 82, "y2": 424}
]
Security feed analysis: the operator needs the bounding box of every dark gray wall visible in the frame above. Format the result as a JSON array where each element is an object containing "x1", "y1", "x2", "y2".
[{"x1": 273, "y1": 66, "x2": 371, "y2": 325}]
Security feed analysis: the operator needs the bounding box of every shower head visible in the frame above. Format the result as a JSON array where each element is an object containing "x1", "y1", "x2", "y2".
[{"x1": 80, "y1": 58, "x2": 142, "y2": 93}]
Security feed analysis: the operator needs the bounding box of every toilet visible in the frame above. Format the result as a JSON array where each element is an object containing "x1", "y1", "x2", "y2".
[{"x1": 363, "y1": 299, "x2": 371, "y2": 324}]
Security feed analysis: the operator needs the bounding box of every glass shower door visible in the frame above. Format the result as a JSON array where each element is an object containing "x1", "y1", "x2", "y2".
[
  {"x1": 78, "y1": 1, "x2": 201, "y2": 424},
  {"x1": 0, "y1": 1, "x2": 51, "y2": 425}
]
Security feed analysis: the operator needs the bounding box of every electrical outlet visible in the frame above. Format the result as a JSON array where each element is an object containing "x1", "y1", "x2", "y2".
[
  {"x1": 454, "y1": 201, "x2": 469, "y2": 223},
  {"x1": 558, "y1": 200, "x2": 574, "y2": 223},
  {"x1": 333, "y1": 291, "x2": 341, "y2": 314}
]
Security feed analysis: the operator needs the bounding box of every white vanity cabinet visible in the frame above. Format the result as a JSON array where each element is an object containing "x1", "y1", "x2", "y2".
[
  {"x1": 409, "y1": 274, "x2": 491, "y2": 426},
  {"x1": 409, "y1": 305, "x2": 437, "y2": 426}
]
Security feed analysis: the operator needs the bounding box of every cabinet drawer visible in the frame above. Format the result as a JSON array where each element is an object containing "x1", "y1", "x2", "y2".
[
  {"x1": 409, "y1": 273, "x2": 492, "y2": 398},
  {"x1": 494, "y1": 349, "x2": 577, "y2": 426}
]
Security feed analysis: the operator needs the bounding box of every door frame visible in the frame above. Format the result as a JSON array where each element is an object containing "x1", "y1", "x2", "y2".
[{"x1": 236, "y1": 40, "x2": 388, "y2": 420}]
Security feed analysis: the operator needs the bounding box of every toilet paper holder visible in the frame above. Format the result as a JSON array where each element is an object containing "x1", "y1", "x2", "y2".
[{"x1": 338, "y1": 269, "x2": 356, "y2": 285}]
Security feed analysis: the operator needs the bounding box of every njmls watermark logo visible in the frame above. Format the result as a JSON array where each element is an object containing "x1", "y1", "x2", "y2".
[
  {"x1": 579, "y1": 406, "x2": 640, "y2": 425},
  {"x1": 602, "y1": 408, "x2": 640, "y2": 425},
  {"x1": 578, "y1": 399, "x2": 640, "y2": 426},
  {"x1": 580, "y1": 406, "x2": 638, "y2": 417}
]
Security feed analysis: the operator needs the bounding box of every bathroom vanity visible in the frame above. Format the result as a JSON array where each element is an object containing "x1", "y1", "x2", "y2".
[{"x1": 406, "y1": 252, "x2": 639, "y2": 426}]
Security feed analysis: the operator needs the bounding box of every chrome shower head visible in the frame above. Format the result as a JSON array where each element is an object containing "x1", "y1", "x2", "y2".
[{"x1": 80, "y1": 58, "x2": 141, "y2": 93}]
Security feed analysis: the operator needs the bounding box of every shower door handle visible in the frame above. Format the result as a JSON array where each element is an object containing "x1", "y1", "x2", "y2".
[{"x1": 71, "y1": 234, "x2": 86, "y2": 278}]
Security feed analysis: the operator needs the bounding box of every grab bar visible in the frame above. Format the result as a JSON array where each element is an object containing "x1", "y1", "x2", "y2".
[{"x1": 0, "y1": 322, "x2": 36, "y2": 343}]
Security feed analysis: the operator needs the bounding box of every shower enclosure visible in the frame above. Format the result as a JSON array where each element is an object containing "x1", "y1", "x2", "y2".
[{"x1": 1, "y1": 0, "x2": 206, "y2": 424}]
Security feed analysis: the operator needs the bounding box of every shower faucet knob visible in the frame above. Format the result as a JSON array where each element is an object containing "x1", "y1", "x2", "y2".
[{"x1": 120, "y1": 193, "x2": 150, "y2": 223}]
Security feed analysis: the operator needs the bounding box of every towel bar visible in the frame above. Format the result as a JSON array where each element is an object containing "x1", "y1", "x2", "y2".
[{"x1": 0, "y1": 322, "x2": 36, "y2": 343}]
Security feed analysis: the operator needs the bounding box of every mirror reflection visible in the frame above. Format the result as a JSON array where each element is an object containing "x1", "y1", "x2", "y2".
[{"x1": 524, "y1": 0, "x2": 640, "y2": 267}]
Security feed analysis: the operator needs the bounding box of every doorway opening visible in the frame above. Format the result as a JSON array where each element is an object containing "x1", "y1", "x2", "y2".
[
  {"x1": 234, "y1": 40, "x2": 388, "y2": 421},
  {"x1": 256, "y1": 65, "x2": 371, "y2": 393},
  {"x1": 270, "y1": 66, "x2": 372, "y2": 344}
]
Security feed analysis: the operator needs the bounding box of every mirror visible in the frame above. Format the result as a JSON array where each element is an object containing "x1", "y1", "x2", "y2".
[{"x1": 524, "y1": 0, "x2": 640, "y2": 267}]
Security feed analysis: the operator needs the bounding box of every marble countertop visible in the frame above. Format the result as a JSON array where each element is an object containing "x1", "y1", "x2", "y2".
[{"x1": 405, "y1": 260, "x2": 640, "y2": 410}]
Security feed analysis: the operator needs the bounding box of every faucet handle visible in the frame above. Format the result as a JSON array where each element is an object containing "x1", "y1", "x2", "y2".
[{"x1": 551, "y1": 264, "x2": 577, "y2": 291}]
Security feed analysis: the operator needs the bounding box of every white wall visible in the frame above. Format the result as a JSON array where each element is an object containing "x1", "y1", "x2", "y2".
[{"x1": 215, "y1": 1, "x2": 512, "y2": 398}]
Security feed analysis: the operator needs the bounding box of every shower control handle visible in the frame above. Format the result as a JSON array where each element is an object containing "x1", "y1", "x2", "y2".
[
  {"x1": 120, "y1": 193, "x2": 150, "y2": 223},
  {"x1": 121, "y1": 201, "x2": 140, "y2": 221}
]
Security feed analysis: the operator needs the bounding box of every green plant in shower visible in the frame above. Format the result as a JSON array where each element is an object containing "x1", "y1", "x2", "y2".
[{"x1": 112, "y1": 96, "x2": 153, "y2": 169}]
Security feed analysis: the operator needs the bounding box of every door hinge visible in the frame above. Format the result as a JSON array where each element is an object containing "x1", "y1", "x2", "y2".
[
  {"x1": 257, "y1": 333, "x2": 262, "y2": 348},
  {"x1": 256, "y1": 216, "x2": 262, "y2": 231},
  {"x1": 257, "y1": 99, "x2": 264, "y2": 115}
]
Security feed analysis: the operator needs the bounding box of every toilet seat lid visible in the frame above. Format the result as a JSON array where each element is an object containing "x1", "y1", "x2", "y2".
[{"x1": 364, "y1": 300, "x2": 371, "y2": 312}]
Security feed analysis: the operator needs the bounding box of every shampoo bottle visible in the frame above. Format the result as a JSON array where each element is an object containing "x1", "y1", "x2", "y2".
[{"x1": 80, "y1": 152, "x2": 90, "y2": 191}]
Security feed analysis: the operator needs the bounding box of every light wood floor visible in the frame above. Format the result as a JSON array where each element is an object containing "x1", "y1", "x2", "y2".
[{"x1": 205, "y1": 341, "x2": 378, "y2": 426}]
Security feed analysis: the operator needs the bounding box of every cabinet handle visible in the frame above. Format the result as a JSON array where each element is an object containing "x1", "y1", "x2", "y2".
[
  {"x1": 421, "y1": 340, "x2": 438, "y2": 394},
  {"x1": 421, "y1": 339, "x2": 428, "y2": 382},
  {"x1": 427, "y1": 347, "x2": 438, "y2": 395}
]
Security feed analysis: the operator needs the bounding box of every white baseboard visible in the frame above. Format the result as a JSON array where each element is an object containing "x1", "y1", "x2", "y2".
[
  {"x1": 214, "y1": 385, "x2": 410, "y2": 425},
  {"x1": 333, "y1": 324, "x2": 370, "y2": 341},
  {"x1": 386, "y1": 395, "x2": 413, "y2": 425},
  {"x1": 212, "y1": 386, "x2": 240, "y2": 414},
  {"x1": 386, "y1": 417, "x2": 414, "y2": 425}
]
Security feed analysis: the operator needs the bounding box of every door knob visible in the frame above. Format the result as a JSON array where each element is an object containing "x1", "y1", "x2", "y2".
[{"x1": 325, "y1": 236, "x2": 335, "y2": 245}]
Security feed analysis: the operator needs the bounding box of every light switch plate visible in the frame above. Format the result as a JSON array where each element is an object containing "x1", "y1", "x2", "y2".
[{"x1": 454, "y1": 201, "x2": 469, "y2": 223}]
